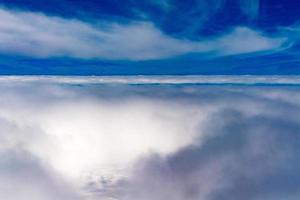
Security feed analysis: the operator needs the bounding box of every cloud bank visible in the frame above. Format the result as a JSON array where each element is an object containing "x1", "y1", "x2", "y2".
[
  {"x1": 0, "y1": 8, "x2": 286, "y2": 60},
  {"x1": 0, "y1": 80, "x2": 300, "y2": 199},
  {"x1": 1, "y1": 75, "x2": 300, "y2": 85}
]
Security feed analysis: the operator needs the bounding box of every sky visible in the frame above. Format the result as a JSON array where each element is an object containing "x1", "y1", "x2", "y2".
[
  {"x1": 0, "y1": 0, "x2": 300, "y2": 74},
  {"x1": 2, "y1": 1, "x2": 300, "y2": 199}
]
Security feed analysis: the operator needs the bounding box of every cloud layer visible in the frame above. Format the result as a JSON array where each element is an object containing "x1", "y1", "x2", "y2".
[{"x1": 0, "y1": 79, "x2": 300, "y2": 199}]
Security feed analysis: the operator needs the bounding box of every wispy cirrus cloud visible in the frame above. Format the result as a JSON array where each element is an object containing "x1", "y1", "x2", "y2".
[
  {"x1": 239, "y1": 0, "x2": 260, "y2": 19},
  {"x1": 0, "y1": 8, "x2": 286, "y2": 60}
]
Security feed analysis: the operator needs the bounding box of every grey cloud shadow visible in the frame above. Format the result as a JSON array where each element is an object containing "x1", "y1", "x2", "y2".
[{"x1": 104, "y1": 87, "x2": 300, "y2": 200}]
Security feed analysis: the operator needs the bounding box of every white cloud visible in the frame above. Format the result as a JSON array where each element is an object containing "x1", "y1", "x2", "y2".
[
  {"x1": 0, "y1": 8, "x2": 286, "y2": 60},
  {"x1": 0, "y1": 81, "x2": 213, "y2": 195},
  {"x1": 215, "y1": 27, "x2": 287, "y2": 55},
  {"x1": 0, "y1": 150, "x2": 82, "y2": 200},
  {"x1": 1, "y1": 78, "x2": 300, "y2": 199}
]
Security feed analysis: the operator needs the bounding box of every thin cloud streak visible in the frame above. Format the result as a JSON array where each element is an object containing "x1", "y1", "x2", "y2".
[{"x1": 0, "y1": 75, "x2": 300, "y2": 85}]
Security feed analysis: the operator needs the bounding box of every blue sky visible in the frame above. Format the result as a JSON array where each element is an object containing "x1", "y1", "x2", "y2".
[{"x1": 0, "y1": 0, "x2": 300, "y2": 75}]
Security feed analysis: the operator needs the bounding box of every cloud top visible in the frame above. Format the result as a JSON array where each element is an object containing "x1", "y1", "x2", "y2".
[{"x1": 0, "y1": 80, "x2": 300, "y2": 199}]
